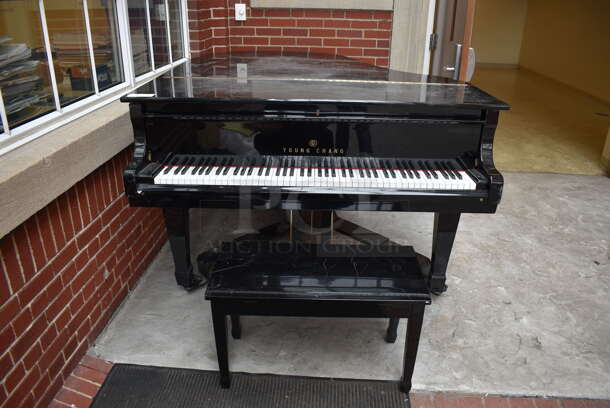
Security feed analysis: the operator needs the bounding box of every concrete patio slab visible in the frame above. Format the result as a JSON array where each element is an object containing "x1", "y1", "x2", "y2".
[{"x1": 93, "y1": 172, "x2": 610, "y2": 399}]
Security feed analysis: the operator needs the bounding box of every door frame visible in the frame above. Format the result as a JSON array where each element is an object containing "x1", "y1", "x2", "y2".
[{"x1": 390, "y1": 0, "x2": 437, "y2": 74}]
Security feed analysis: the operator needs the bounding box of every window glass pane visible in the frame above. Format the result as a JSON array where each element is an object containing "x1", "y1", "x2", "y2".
[
  {"x1": 149, "y1": 0, "x2": 169, "y2": 68},
  {"x1": 127, "y1": 0, "x2": 151, "y2": 76},
  {"x1": 135, "y1": 79, "x2": 154, "y2": 94},
  {"x1": 46, "y1": 0, "x2": 94, "y2": 106},
  {"x1": 87, "y1": 0, "x2": 124, "y2": 91},
  {"x1": 168, "y1": 0, "x2": 183, "y2": 60},
  {"x1": 0, "y1": 0, "x2": 55, "y2": 129}
]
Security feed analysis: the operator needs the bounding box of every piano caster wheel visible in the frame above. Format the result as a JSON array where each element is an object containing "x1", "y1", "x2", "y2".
[
  {"x1": 385, "y1": 330, "x2": 398, "y2": 343},
  {"x1": 184, "y1": 277, "x2": 206, "y2": 292},
  {"x1": 399, "y1": 380, "x2": 411, "y2": 394},
  {"x1": 231, "y1": 327, "x2": 241, "y2": 339},
  {"x1": 230, "y1": 315, "x2": 241, "y2": 339},
  {"x1": 431, "y1": 284, "x2": 448, "y2": 296}
]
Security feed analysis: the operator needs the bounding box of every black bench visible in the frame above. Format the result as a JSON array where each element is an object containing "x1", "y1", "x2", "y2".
[{"x1": 204, "y1": 241, "x2": 431, "y2": 393}]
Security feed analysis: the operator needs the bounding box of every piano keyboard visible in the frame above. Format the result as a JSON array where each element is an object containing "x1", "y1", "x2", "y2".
[{"x1": 153, "y1": 155, "x2": 478, "y2": 191}]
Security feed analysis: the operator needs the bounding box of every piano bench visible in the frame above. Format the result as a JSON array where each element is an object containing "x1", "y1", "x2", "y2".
[{"x1": 204, "y1": 241, "x2": 431, "y2": 394}]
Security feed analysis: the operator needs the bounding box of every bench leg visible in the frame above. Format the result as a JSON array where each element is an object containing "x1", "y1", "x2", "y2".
[
  {"x1": 385, "y1": 318, "x2": 399, "y2": 343},
  {"x1": 400, "y1": 304, "x2": 425, "y2": 393},
  {"x1": 231, "y1": 315, "x2": 241, "y2": 339},
  {"x1": 211, "y1": 304, "x2": 231, "y2": 388}
]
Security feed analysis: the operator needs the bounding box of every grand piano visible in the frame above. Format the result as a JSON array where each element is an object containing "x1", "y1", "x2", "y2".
[{"x1": 122, "y1": 52, "x2": 508, "y2": 294}]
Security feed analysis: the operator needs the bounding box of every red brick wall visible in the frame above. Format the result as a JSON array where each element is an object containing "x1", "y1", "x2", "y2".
[
  {"x1": 188, "y1": 0, "x2": 393, "y2": 67},
  {"x1": 0, "y1": 147, "x2": 167, "y2": 408}
]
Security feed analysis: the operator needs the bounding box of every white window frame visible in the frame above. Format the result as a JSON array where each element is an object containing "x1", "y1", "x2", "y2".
[{"x1": 0, "y1": 0, "x2": 191, "y2": 156}]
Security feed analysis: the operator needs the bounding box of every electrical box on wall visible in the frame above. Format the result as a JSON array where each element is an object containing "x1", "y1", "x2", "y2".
[{"x1": 235, "y1": 3, "x2": 247, "y2": 21}]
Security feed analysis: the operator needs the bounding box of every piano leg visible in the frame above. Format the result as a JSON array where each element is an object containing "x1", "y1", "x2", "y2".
[
  {"x1": 385, "y1": 317, "x2": 399, "y2": 343},
  {"x1": 211, "y1": 304, "x2": 231, "y2": 388},
  {"x1": 429, "y1": 212, "x2": 461, "y2": 294},
  {"x1": 230, "y1": 315, "x2": 241, "y2": 339},
  {"x1": 163, "y1": 207, "x2": 202, "y2": 290},
  {"x1": 400, "y1": 303, "x2": 425, "y2": 393}
]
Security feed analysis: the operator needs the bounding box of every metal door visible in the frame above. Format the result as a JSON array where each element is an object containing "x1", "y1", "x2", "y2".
[{"x1": 429, "y1": 0, "x2": 476, "y2": 81}]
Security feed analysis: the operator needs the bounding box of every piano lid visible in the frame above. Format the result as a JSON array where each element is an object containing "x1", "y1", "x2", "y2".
[{"x1": 123, "y1": 52, "x2": 509, "y2": 110}]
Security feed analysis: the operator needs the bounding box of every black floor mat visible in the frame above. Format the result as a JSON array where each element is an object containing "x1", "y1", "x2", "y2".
[{"x1": 91, "y1": 364, "x2": 410, "y2": 408}]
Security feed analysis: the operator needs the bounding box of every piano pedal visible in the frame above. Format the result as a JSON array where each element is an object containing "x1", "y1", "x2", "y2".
[{"x1": 196, "y1": 248, "x2": 221, "y2": 283}]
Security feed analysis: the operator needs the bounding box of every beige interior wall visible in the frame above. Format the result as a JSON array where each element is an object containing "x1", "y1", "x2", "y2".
[
  {"x1": 0, "y1": 0, "x2": 38, "y2": 45},
  {"x1": 603, "y1": 128, "x2": 610, "y2": 174},
  {"x1": 471, "y1": 0, "x2": 528, "y2": 66},
  {"x1": 519, "y1": 0, "x2": 610, "y2": 103}
]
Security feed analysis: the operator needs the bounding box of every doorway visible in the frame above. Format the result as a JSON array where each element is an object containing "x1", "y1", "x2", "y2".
[{"x1": 464, "y1": 0, "x2": 610, "y2": 175}]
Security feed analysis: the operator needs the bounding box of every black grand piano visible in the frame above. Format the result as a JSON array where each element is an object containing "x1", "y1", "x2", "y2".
[{"x1": 122, "y1": 52, "x2": 508, "y2": 295}]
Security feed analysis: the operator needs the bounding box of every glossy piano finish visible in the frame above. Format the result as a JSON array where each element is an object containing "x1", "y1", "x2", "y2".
[
  {"x1": 121, "y1": 52, "x2": 509, "y2": 291},
  {"x1": 206, "y1": 241, "x2": 431, "y2": 301},
  {"x1": 123, "y1": 53, "x2": 508, "y2": 109},
  {"x1": 123, "y1": 53, "x2": 506, "y2": 214}
]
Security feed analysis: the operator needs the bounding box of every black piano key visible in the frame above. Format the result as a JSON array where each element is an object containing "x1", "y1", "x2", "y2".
[
  {"x1": 171, "y1": 157, "x2": 183, "y2": 175},
  {"x1": 241, "y1": 158, "x2": 249, "y2": 176},
  {"x1": 283, "y1": 158, "x2": 289, "y2": 176},
  {"x1": 330, "y1": 158, "x2": 336, "y2": 177},
  {"x1": 424, "y1": 161, "x2": 438, "y2": 179},
  {"x1": 347, "y1": 158, "x2": 354, "y2": 177},
  {"x1": 386, "y1": 160, "x2": 397, "y2": 178},
  {"x1": 276, "y1": 158, "x2": 283, "y2": 176},
  {"x1": 379, "y1": 160, "x2": 389, "y2": 178},
  {"x1": 340, "y1": 158, "x2": 347, "y2": 177},
  {"x1": 174, "y1": 156, "x2": 187, "y2": 174},
  {"x1": 180, "y1": 156, "x2": 195, "y2": 175},
  {"x1": 447, "y1": 161, "x2": 462, "y2": 179},
  {"x1": 205, "y1": 157, "x2": 218, "y2": 175},
  {"x1": 258, "y1": 157, "x2": 265, "y2": 176},
  {"x1": 431, "y1": 161, "x2": 444, "y2": 179},
  {"x1": 192, "y1": 157, "x2": 205, "y2": 175},
  {"x1": 441, "y1": 161, "x2": 453, "y2": 178},
  {"x1": 215, "y1": 158, "x2": 226, "y2": 175},
  {"x1": 363, "y1": 158, "x2": 371, "y2": 178},
  {"x1": 290, "y1": 158, "x2": 295, "y2": 177},
  {"x1": 165, "y1": 156, "x2": 180, "y2": 174},
  {"x1": 379, "y1": 159, "x2": 389, "y2": 178},
  {"x1": 223, "y1": 158, "x2": 234, "y2": 175},
  {"x1": 324, "y1": 158, "x2": 329, "y2": 178},
  {"x1": 265, "y1": 157, "x2": 272, "y2": 176},
  {"x1": 406, "y1": 160, "x2": 419, "y2": 179},
  {"x1": 199, "y1": 157, "x2": 210, "y2": 175},
  {"x1": 357, "y1": 159, "x2": 364, "y2": 177},
  {"x1": 440, "y1": 161, "x2": 455, "y2": 179},
  {"x1": 307, "y1": 157, "x2": 312, "y2": 177},
  {"x1": 233, "y1": 158, "x2": 242, "y2": 175},
  {"x1": 247, "y1": 158, "x2": 254, "y2": 176},
  {"x1": 434, "y1": 161, "x2": 449, "y2": 179},
  {"x1": 180, "y1": 157, "x2": 196, "y2": 175},
  {"x1": 368, "y1": 159, "x2": 377, "y2": 178},
  {"x1": 396, "y1": 160, "x2": 407, "y2": 178},
  {"x1": 417, "y1": 160, "x2": 430, "y2": 179}
]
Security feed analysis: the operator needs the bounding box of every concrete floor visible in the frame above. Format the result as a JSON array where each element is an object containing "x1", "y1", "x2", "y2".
[
  {"x1": 471, "y1": 67, "x2": 610, "y2": 176},
  {"x1": 93, "y1": 172, "x2": 610, "y2": 399}
]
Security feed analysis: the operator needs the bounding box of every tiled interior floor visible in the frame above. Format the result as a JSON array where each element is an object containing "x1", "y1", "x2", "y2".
[{"x1": 471, "y1": 67, "x2": 610, "y2": 175}]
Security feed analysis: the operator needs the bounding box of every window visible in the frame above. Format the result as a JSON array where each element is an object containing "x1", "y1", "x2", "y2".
[{"x1": 0, "y1": 0, "x2": 189, "y2": 153}]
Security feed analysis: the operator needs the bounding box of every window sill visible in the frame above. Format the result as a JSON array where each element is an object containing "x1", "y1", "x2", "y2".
[{"x1": 0, "y1": 101, "x2": 133, "y2": 238}]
